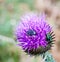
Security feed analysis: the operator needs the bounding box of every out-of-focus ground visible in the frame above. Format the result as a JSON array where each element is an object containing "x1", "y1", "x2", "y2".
[{"x1": 0, "y1": 0, "x2": 60, "y2": 62}]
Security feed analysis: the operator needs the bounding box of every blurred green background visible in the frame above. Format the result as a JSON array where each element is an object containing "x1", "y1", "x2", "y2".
[
  {"x1": 0, "y1": 0, "x2": 34, "y2": 62},
  {"x1": 0, "y1": 0, "x2": 34, "y2": 37}
]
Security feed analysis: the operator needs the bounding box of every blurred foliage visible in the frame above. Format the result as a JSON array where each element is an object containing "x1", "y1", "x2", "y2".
[
  {"x1": 5, "y1": 0, "x2": 34, "y2": 9},
  {"x1": 0, "y1": 21, "x2": 13, "y2": 37},
  {"x1": 0, "y1": 0, "x2": 34, "y2": 37},
  {"x1": 18, "y1": 0, "x2": 34, "y2": 9},
  {"x1": 0, "y1": 0, "x2": 34, "y2": 62},
  {"x1": 0, "y1": 40, "x2": 20, "y2": 62}
]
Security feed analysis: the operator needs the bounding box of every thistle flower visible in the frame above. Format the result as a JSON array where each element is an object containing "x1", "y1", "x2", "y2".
[{"x1": 15, "y1": 13, "x2": 55, "y2": 55}]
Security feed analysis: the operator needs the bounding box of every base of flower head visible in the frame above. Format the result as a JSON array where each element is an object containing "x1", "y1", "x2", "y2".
[
  {"x1": 24, "y1": 43, "x2": 52, "y2": 56},
  {"x1": 24, "y1": 31, "x2": 55, "y2": 56}
]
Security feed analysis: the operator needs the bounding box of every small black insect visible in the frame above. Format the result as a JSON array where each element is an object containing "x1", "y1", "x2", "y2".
[{"x1": 27, "y1": 29, "x2": 36, "y2": 36}]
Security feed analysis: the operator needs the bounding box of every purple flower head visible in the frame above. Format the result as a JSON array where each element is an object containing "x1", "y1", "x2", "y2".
[{"x1": 15, "y1": 13, "x2": 55, "y2": 55}]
